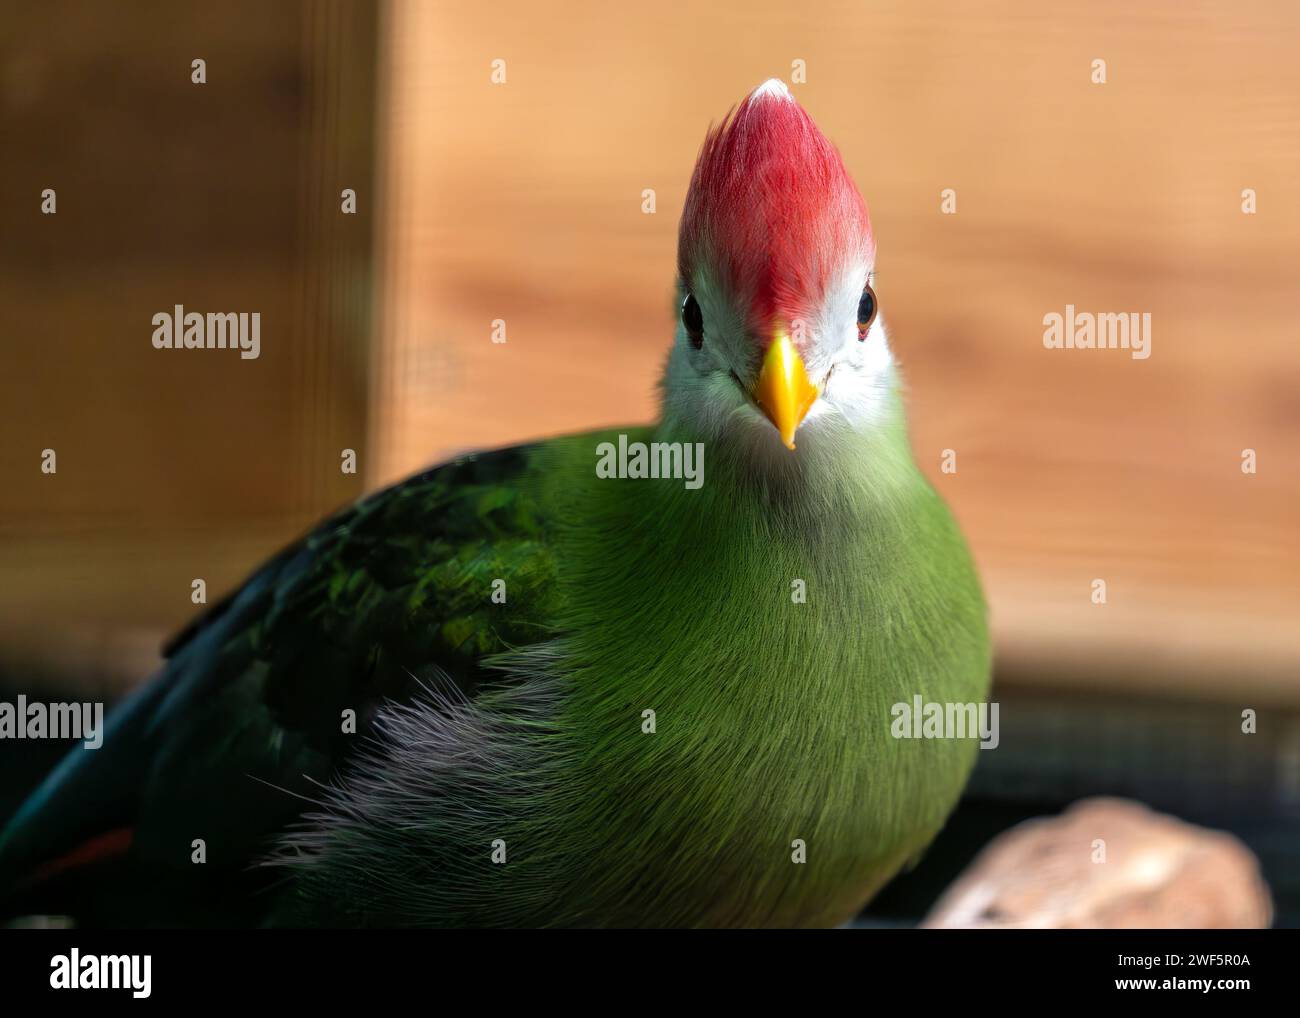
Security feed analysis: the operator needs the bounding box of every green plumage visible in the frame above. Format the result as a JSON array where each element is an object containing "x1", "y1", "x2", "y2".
[
  {"x1": 278, "y1": 398, "x2": 987, "y2": 926},
  {"x1": 1, "y1": 396, "x2": 987, "y2": 927}
]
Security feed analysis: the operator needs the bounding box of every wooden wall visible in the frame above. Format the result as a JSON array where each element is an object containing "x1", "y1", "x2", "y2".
[{"x1": 0, "y1": 1, "x2": 379, "y2": 693}]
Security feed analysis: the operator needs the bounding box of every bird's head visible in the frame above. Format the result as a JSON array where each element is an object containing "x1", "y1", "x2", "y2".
[{"x1": 665, "y1": 79, "x2": 890, "y2": 456}]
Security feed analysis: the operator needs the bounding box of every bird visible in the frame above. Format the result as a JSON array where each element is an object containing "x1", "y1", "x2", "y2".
[{"x1": 0, "y1": 78, "x2": 990, "y2": 928}]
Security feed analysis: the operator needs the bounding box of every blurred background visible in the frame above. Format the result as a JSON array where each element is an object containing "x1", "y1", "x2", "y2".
[{"x1": 1, "y1": 0, "x2": 1298, "y2": 924}]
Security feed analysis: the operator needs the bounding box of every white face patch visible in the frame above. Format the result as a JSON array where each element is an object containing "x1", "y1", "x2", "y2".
[
  {"x1": 663, "y1": 262, "x2": 896, "y2": 453},
  {"x1": 803, "y1": 263, "x2": 894, "y2": 432}
]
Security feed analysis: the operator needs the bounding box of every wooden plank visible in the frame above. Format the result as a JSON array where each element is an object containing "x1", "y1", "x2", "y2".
[{"x1": 0, "y1": 1, "x2": 380, "y2": 680}]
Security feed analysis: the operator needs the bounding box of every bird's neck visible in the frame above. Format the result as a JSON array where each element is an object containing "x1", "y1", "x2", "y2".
[
  {"x1": 526, "y1": 408, "x2": 960, "y2": 925},
  {"x1": 651, "y1": 387, "x2": 922, "y2": 533}
]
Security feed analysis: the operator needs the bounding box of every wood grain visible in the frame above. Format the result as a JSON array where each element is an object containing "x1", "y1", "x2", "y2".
[{"x1": 0, "y1": 1, "x2": 379, "y2": 682}]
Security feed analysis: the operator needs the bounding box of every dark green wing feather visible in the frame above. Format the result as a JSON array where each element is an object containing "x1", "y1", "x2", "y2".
[{"x1": 0, "y1": 443, "x2": 559, "y2": 923}]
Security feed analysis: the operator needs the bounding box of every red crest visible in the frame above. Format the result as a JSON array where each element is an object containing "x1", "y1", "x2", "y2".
[{"x1": 678, "y1": 81, "x2": 874, "y2": 345}]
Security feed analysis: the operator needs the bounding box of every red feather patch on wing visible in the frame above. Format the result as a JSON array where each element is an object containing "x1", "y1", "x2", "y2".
[
  {"x1": 24, "y1": 826, "x2": 134, "y2": 889},
  {"x1": 678, "y1": 80, "x2": 874, "y2": 344}
]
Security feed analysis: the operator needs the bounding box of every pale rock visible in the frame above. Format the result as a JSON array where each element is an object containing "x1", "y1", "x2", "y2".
[{"x1": 923, "y1": 797, "x2": 1272, "y2": 928}]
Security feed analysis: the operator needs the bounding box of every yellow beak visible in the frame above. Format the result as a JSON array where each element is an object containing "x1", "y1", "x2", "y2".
[{"x1": 753, "y1": 331, "x2": 818, "y2": 450}]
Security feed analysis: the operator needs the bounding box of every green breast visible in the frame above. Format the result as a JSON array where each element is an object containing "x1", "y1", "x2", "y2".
[{"x1": 530, "y1": 425, "x2": 991, "y2": 927}]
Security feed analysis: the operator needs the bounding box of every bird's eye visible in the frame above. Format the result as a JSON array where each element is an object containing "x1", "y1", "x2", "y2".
[
  {"x1": 857, "y1": 285, "x2": 878, "y2": 340},
  {"x1": 682, "y1": 292, "x2": 704, "y2": 350}
]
